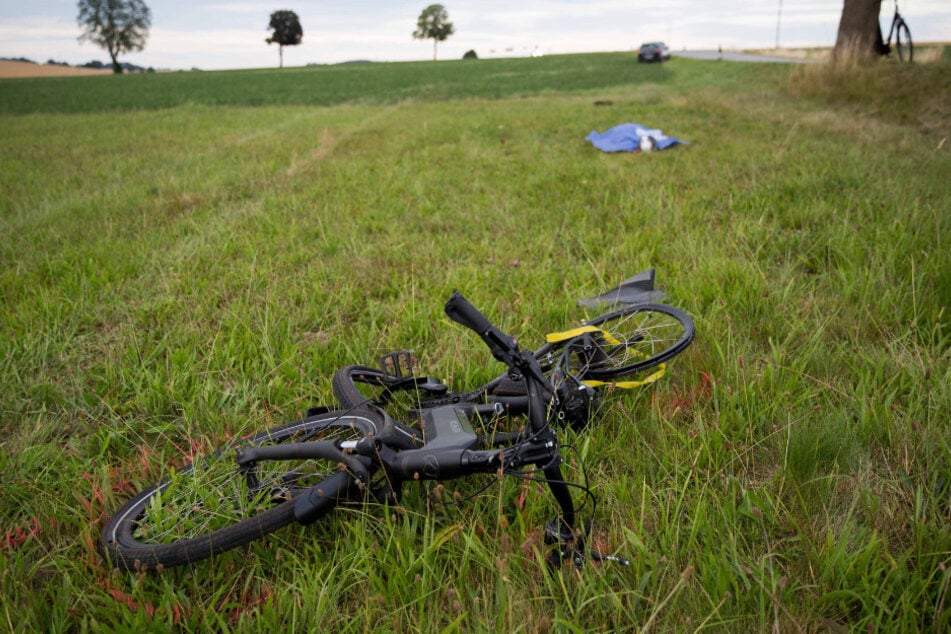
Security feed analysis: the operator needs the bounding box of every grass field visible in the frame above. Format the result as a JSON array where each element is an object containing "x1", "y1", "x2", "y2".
[{"x1": 1, "y1": 52, "x2": 948, "y2": 631}]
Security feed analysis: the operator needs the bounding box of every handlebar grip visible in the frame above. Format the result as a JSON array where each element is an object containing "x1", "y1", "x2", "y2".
[
  {"x1": 445, "y1": 291, "x2": 495, "y2": 335},
  {"x1": 444, "y1": 291, "x2": 518, "y2": 365}
]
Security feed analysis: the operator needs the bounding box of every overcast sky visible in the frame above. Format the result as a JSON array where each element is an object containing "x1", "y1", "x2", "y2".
[{"x1": 2, "y1": 1, "x2": 949, "y2": 70}]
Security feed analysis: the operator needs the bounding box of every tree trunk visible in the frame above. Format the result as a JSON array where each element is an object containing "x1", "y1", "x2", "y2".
[
  {"x1": 834, "y1": 0, "x2": 883, "y2": 63},
  {"x1": 109, "y1": 46, "x2": 122, "y2": 74},
  {"x1": 279, "y1": 44, "x2": 284, "y2": 68},
  {"x1": 433, "y1": 39, "x2": 437, "y2": 61}
]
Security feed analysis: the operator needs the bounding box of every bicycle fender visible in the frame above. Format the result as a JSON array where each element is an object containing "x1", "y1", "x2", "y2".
[{"x1": 577, "y1": 269, "x2": 666, "y2": 308}]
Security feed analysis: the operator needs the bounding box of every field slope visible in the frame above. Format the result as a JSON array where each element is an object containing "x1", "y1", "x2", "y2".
[{"x1": 1, "y1": 53, "x2": 948, "y2": 631}]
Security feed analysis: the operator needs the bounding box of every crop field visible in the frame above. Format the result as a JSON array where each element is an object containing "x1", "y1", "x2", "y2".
[{"x1": 0, "y1": 53, "x2": 948, "y2": 631}]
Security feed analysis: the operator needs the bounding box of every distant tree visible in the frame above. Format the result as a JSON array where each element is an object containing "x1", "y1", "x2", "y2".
[
  {"x1": 266, "y1": 10, "x2": 303, "y2": 68},
  {"x1": 413, "y1": 4, "x2": 454, "y2": 61},
  {"x1": 463, "y1": 49, "x2": 478, "y2": 60},
  {"x1": 77, "y1": 0, "x2": 151, "y2": 74},
  {"x1": 833, "y1": 0, "x2": 883, "y2": 62}
]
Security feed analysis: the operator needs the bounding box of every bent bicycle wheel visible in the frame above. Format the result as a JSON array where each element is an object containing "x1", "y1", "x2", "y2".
[
  {"x1": 540, "y1": 303, "x2": 694, "y2": 381},
  {"x1": 895, "y1": 21, "x2": 913, "y2": 62},
  {"x1": 99, "y1": 411, "x2": 378, "y2": 570}
]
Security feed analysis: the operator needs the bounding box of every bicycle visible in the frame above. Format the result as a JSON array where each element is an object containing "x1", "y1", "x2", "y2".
[
  {"x1": 99, "y1": 280, "x2": 692, "y2": 571},
  {"x1": 333, "y1": 270, "x2": 694, "y2": 427},
  {"x1": 879, "y1": 1, "x2": 913, "y2": 63}
]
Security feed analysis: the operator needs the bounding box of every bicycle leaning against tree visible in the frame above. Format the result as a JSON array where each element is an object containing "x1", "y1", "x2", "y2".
[{"x1": 878, "y1": 1, "x2": 913, "y2": 62}]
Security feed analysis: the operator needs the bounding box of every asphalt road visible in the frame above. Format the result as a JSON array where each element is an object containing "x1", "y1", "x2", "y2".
[{"x1": 674, "y1": 50, "x2": 811, "y2": 63}]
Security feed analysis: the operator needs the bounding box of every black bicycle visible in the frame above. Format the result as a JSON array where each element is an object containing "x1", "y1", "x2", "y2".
[
  {"x1": 333, "y1": 270, "x2": 694, "y2": 427},
  {"x1": 99, "y1": 282, "x2": 692, "y2": 571},
  {"x1": 879, "y1": 1, "x2": 913, "y2": 63}
]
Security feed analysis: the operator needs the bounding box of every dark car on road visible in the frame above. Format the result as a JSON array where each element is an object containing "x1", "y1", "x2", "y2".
[{"x1": 637, "y1": 42, "x2": 671, "y2": 63}]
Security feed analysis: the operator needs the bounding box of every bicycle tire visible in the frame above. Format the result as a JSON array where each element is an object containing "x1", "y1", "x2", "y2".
[
  {"x1": 538, "y1": 303, "x2": 694, "y2": 381},
  {"x1": 332, "y1": 365, "x2": 388, "y2": 411},
  {"x1": 99, "y1": 411, "x2": 377, "y2": 570},
  {"x1": 895, "y1": 20, "x2": 913, "y2": 62}
]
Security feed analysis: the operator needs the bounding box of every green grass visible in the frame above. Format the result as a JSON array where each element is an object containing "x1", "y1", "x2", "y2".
[
  {"x1": 0, "y1": 52, "x2": 787, "y2": 115},
  {"x1": 1, "y1": 53, "x2": 948, "y2": 631}
]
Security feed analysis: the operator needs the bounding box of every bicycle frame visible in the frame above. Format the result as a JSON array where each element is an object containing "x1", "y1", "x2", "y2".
[
  {"x1": 238, "y1": 292, "x2": 583, "y2": 558},
  {"x1": 885, "y1": 7, "x2": 900, "y2": 45}
]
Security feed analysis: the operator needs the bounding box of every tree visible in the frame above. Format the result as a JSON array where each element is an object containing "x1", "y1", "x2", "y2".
[
  {"x1": 833, "y1": 0, "x2": 883, "y2": 62},
  {"x1": 267, "y1": 10, "x2": 303, "y2": 68},
  {"x1": 77, "y1": 0, "x2": 151, "y2": 74},
  {"x1": 413, "y1": 4, "x2": 454, "y2": 61}
]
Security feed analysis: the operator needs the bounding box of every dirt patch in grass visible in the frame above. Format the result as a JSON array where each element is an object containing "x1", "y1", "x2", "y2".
[{"x1": 0, "y1": 60, "x2": 111, "y2": 78}]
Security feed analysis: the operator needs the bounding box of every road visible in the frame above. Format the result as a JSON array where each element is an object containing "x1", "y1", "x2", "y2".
[{"x1": 674, "y1": 50, "x2": 812, "y2": 64}]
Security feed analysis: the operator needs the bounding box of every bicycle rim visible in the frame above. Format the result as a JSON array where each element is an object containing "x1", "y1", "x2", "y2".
[
  {"x1": 896, "y1": 21, "x2": 912, "y2": 62},
  {"x1": 99, "y1": 411, "x2": 376, "y2": 570},
  {"x1": 540, "y1": 303, "x2": 694, "y2": 381}
]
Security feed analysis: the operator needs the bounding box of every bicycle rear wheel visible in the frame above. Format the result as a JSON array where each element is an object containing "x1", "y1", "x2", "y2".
[
  {"x1": 895, "y1": 20, "x2": 913, "y2": 62},
  {"x1": 99, "y1": 411, "x2": 376, "y2": 570},
  {"x1": 539, "y1": 303, "x2": 694, "y2": 381}
]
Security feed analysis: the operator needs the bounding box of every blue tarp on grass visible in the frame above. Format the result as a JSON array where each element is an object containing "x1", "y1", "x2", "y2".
[{"x1": 585, "y1": 123, "x2": 687, "y2": 153}]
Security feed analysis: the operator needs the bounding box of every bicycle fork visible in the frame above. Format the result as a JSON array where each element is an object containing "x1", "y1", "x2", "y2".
[{"x1": 541, "y1": 462, "x2": 631, "y2": 568}]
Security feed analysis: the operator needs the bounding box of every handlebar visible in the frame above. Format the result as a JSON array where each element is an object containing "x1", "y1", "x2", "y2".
[
  {"x1": 444, "y1": 291, "x2": 520, "y2": 367},
  {"x1": 445, "y1": 291, "x2": 554, "y2": 436},
  {"x1": 443, "y1": 291, "x2": 495, "y2": 337}
]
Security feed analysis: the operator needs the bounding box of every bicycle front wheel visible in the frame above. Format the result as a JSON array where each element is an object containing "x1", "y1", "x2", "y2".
[
  {"x1": 539, "y1": 303, "x2": 694, "y2": 381},
  {"x1": 99, "y1": 410, "x2": 377, "y2": 570},
  {"x1": 895, "y1": 20, "x2": 913, "y2": 62}
]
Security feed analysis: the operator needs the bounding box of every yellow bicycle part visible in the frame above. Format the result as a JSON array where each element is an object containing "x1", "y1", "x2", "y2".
[{"x1": 544, "y1": 326, "x2": 666, "y2": 388}]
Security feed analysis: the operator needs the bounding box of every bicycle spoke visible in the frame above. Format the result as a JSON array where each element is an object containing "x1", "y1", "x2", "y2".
[
  {"x1": 131, "y1": 425, "x2": 357, "y2": 544},
  {"x1": 570, "y1": 308, "x2": 685, "y2": 375}
]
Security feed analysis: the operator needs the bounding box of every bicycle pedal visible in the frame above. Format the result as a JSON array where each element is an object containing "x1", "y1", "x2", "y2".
[{"x1": 380, "y1": 350, "x2": 418, "y2": 379}]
